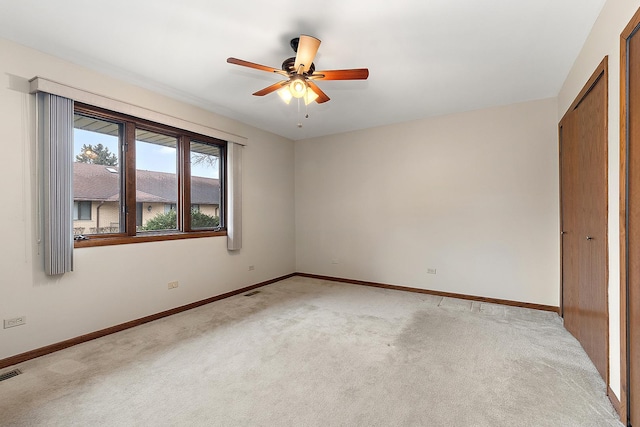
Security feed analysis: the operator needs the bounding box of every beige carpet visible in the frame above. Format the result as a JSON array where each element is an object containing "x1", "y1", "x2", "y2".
[{"x1": 0, "y1": 276, "x2": 622, "y2": 426}]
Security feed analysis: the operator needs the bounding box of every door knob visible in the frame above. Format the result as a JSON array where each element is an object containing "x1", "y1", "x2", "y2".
[{"x1": 586, "y1": 236, "x2": 593, "y2": 240}]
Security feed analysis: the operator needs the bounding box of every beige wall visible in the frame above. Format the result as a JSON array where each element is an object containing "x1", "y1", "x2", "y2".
[
  {"x1": 0, "y1": 38, "x2": 295, "y2": 360},
  {"x1": 295, "y1": 97, "x2": 560, "y2": 306},
  {"x1": 558, "y1": 0, "x2": 640, "y2": 402},
  {"x1": 2, "y1": 2, "x2": 632, "y2": 402},
  {"x1": 73, "y1": 202, "x2": 120, "y2": 234},
  {"x1": 197, "y1": 204, "x2": 218, "y2": 218}
]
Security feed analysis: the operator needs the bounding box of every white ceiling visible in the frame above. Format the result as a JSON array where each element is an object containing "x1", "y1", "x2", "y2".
[{"x1": 0, "y1": 0, "x2": 606, "y2": 141}]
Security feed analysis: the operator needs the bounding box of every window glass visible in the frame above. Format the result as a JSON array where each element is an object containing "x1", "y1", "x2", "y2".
[
  {"x1": 190, "y1": 141, "x2": 221, "y2": 229},
  {"x1": 135, "y1": 129, "x2": 178, "y2": 232},
  {"x1": 73, "y1": 114, "x2": 122, "y2": 235}
]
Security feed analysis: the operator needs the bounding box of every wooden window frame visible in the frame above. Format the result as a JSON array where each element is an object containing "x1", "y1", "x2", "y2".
[{"x1": 73, "y1": 103, "x2": 226, "y2": 248}]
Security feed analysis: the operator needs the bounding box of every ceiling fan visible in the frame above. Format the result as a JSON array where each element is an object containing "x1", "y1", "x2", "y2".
[{"x1": 227, "y1": 35, "x2": 369, "y2": 105}]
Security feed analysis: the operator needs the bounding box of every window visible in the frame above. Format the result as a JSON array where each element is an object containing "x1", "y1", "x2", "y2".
[
  {"x1": 73, "y1": 201, "x2": 91, "y2": 220},
  {"x1": 190, "y1": 141, "x2": 221, "y2": 230},
  {"x1": 73, "y1": 103, "x2": 226, "y2": 247},
  {"x1": 73, "y1": 113, "x2": 122, "y2": 235}
]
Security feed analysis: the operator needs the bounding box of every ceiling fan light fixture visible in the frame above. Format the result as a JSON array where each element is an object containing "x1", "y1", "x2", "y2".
[
  {"x1": 294, "y1": 35, "x2": 321, "y2": 73},
  {"x1": 289, "y1": 76, "x2": 307, "y2": 98},
  {"x1": 304, "y1": 88, "x2": 319, "y2": 105},
  {"x1": 84, "y1": 148, "x2": 98, "y2": 160},
  {"x1": 277, "y1": 87, "x2": 293, "y2": 104}
]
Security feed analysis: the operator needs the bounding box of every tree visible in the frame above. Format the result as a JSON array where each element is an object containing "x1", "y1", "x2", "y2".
[
  {"x1": 140, "y1": 209, "x2": 219, "y2": 231},
  {"x1": 191, "y1": 210, "x2": 220, "y2": 228},
  {"x1": 140, "y1": 209, "x2": 177, "y2": 231},
  {"x1": 76, "y1": 143, "x2": 118, "y2": 166},
  {"x1": 191, "y1": 152, "x2": 219, "y2": 169}
]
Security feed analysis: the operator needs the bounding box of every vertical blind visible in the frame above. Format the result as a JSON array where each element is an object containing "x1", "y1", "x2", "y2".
[
  {"x1": 227, "y1": 142, "x2": 243, "y2": 251},
  {"x1": 39, "y1": 93, "x2": 74, "y2": 275}
]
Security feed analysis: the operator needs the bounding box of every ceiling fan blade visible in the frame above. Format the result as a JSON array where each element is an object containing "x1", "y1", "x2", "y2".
[
  {"x1": 306, "y1": 80, "x2": 330, "y2": 104},
  {"x1": 227, "y1": 57, "x2": 287, "y2": 76},
  {"x1": 311, "y1": 68, "x2": 369, "y2": 80},
  {"x1": 294, "y1": 35, "x2": 321, "y2": 74},
  {"x1": 252, "y1": 81, "x2": 290, "y2": 96}
]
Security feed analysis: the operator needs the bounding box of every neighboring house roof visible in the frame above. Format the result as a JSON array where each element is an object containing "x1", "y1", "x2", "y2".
[
  {"x1": 73, "y1": 162, "x2": 220, "y2": 204},
  {"x1": 74, "y1": 162, "x2": 119, "y2": 201},
  {"x1": 132, "y1": 190, "x2": 170, "y2": 204},
  {"x1": 191, "y1": 175, "x2": 221, "y2": 205}
]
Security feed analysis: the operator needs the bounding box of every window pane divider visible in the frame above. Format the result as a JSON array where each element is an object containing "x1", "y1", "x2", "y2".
[
  {"x1": 181, "y1": 135, "x2": 192, "y2": 231},
  {"x1": 125, "y1": 121, "x2": 137, "y2": 236}
]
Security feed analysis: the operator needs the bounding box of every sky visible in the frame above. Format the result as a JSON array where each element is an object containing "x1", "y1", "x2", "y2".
[{"x1": 73, "y1": 129, "x2": 219, "y2": 178}]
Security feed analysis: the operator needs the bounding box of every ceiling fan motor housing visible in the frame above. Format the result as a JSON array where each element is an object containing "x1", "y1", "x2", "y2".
[
  {"x1": 290, "y1": 37, "x2": 299, "y2": 52},
  {"x1": 282, "y1": 57, "x2": 315, "y2": 75}
]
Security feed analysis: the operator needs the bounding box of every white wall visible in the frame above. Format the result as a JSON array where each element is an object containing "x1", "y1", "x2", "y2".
[
  {"x1": 558, "y1": 0, "x2": 640, "y2": 403},
  {"x1": 0, "y1": 38, "x2": 296, "y2": 360},
  {"x1": 295, "y1": 98, "x2": 560, "y2": 307}
]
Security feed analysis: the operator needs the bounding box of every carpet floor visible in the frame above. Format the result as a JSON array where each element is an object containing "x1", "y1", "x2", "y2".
[{"x1": 0, "y1": 276, "x2": 623, "y2": 426}]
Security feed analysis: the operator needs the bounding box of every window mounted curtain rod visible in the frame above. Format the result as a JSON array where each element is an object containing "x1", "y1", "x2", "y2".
[{"x1": 29, "y1": 77, "x2": 247, "y2": 146}]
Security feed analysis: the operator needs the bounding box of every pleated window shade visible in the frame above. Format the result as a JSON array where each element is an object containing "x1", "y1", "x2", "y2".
[
  {"x1": 226, "y1": 142, "x2": 243, "y2": 251},
  {"x1": 38, "y1": 93, "x2": 74, "y2": 275}
]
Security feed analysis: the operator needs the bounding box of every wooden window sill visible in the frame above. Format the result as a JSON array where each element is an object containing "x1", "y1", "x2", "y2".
[{"x1": 74, "y1": 230, "x2": 227, "y2": 248}]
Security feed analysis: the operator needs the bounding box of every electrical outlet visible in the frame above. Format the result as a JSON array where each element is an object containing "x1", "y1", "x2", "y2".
[
  {"x1": 168, "y1": 281, "x2": 179, "y2": 289},
  {"x1": 248, "y1": 265, "x2": 255, "y2": 271},
  {"x1": 427, "y1": 268, "x2": 437, "y2": 274},
  {"x1": 4, "y1": 316, "x2": 26, "y2": 329}
]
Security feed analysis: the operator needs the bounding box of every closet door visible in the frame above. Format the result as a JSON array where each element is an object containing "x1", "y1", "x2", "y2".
[
  {"x1": 560, "y1": 59, "x2": 608, "y2": 384},
  {"x1": 560, "y1": 110, "x2": 580, "y2": 336},
  {"x1": 624, "y1": 16, "x2": 640, "y2": 425}
]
